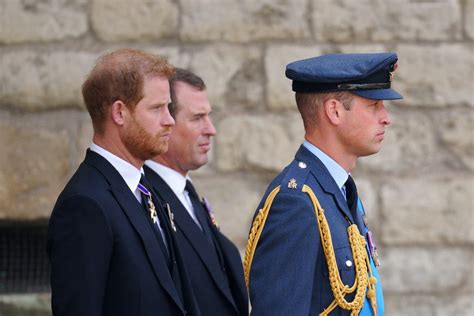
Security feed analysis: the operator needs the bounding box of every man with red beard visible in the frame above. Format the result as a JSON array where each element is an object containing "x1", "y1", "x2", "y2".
[
  {"x1": 47, "y1": 49, "x2": 201, "y2": 316},
  {"x1": 144, "y1": 68, "x2": 248, "y2": 316}
]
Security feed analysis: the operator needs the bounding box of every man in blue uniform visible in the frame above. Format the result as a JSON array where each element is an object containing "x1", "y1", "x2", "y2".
[{"x1": 245, "y1": 52, "x2": 402, "y2": 316}]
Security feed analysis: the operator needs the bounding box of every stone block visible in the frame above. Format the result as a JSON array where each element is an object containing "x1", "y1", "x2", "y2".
[
  {"x1": 216, "y1": 113, "x2": 304, "y2": 172},
  {"x1": 191, "y1": 173, "x2": 267, "y2": 249},
  {"x1": 395, "y1": 44, "x2": 474, "y2": 107},
  {"x1": 435, "y1": 108, "x2": 474, "y2": 170},
  {"x1": 180, "y1": 0, "x2": 310, "y2": 42},
  {"x1": 0, "y1": 294, "x2": 51, "y2": 316},
  {"x1": 265, "y1": 45, "x2": 322, "y2": 110},
  {"x1": 380, "y1": 247, "x2": 472, "y2": 294},
  {"x1": 0, "y1": 50, "x2": 96, "y2": 110},
  {"x1": 0, "y1": 0, "x2": 87, "y2": 44},
  {"x1": 359, "y1": 108, "x2": 439, "y2": 173},
  {"x1": 91, "y1": 0, "x2": 178, "y2": 42},
  {"x1": 466, "y1": 0, "x2": 474, "y2": 40},
  {"x1": 352, "y1": 177, "x2": 379, "y2": 232},
  {"x1": 77, "y1": 115, "x2": 93, "y2": 166},
  {"x1": 144, "y1": 46, "x2": 190, "y2": 70},
  {"x1": 385, "y1": 294, "x2": 473, "y2": 316},
  {"x1": 312, "y1": 0, "x2": 462, "y2": 42},
  {"x1": 0, "y1": 112, "x2": 75, "y2": 220},
  {"x1": 188, "y1": 45, "x2": 263, "y2": 110},
  {"x1": 380, "y1": 176, "x2": 474, "y2": 245}
]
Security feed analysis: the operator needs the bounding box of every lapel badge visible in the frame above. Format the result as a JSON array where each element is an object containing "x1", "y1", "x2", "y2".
[
  {"x1": 165, "y1": 203, "x2": 177, "y2": 232},
  {"x1": 288, "y1": 178, "x2": 298, "y2": 189},
  {"x1": 298, "y1": 161, "x2": 307, "y2": 169},
  {"x1": 203, "y1": 197, "x2": 220, "y2": 230}
]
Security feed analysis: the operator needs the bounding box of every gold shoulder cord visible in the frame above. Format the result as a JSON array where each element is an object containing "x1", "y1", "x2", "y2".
[{"x1": 244, "y1": 185, "x2": 378, "y2": 316}]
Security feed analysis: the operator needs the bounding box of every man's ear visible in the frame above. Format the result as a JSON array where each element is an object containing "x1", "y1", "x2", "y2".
[
  {"x1": 111, "y1": 100, "x2": 127, "y2": 126},
  {"x1": 324, "y1": 98, "x2": 343, "y2": 125}
]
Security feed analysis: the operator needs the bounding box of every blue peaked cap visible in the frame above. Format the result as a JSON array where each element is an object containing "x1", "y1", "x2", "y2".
[{"x1": 285, "y1": 52, "x2": 403, "y2": 100}]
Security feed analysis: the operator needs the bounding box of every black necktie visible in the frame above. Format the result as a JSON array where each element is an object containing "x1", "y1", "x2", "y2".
[
  {"x1": 185, "y1": 180, "x2": 213, "y2": 238},
  {"x1": 139, "y1": 175, "x2": 171, "y2": 264},
  {"x1": 185, "y1": 180, "x2": 226, "y2": 269},
  {"x1": 344, "y1": 175, "x2": 364, "y2": 232}
]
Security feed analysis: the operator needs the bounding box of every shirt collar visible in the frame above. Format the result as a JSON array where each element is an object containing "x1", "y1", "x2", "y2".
[
  {"x1": 89, "y1": 143, "x2": 143, "y2": 193},
  {"x1": 145, "y1": 160, "x2": 190, "y2": 196},
  {"x1": 303, "y1": 140, "x2": 349, "y2": 192}
]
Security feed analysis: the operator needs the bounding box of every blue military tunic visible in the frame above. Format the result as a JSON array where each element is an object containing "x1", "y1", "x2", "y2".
[
  {"x1": 248, "y1": 143, "x2": 384, "y2": 315},
  {"x1": 305, "y1": 141, "x2": 384, "y2": 316}
]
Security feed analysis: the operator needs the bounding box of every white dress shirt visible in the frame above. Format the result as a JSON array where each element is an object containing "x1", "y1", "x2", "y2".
[
  {"x1": 89, "y1": 144, "x2": 167, "y2": 244},
  {"x1": 145, "y1": 160, "x2": 203, "y2": 230}
]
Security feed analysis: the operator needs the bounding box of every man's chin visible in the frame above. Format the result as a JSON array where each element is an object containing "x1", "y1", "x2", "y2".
[{"x1": 153, "y1": 143, "x2": 169, "y2": 156}]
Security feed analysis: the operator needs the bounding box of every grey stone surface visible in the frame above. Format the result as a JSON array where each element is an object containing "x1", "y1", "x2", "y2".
[
  {"x1": 0, "y1": 50, "x2": 96, "y2": 110},
  {"x1": 192, "y1": 173, "x2": 267, "y2": 249},
  {"x1": 216, "y1": 113, "x2": 304, "y2": 172},
  {"x1": 0, "y1": 113, "x2": 73, "y2": 220},
  {"x1": 180, "y1": 0, "x2": 310, "y2": 42},
  {"x1": 380, "y1": 247, "x2": 472, "y2": 294},
  {"x1": 384, "y1": 294, "x2": 474, "y2": 316},
  {"x1": 435, "y1": 108, "x2": 474, "y2": 170},
  {"x1": 312, "y1": 0, "x2": 462, "y2": 42},
  {"x1": 189, "y1": 45, "x2": 263, "y2": 110},
  {"x1": 265, "y1": 45, "x2": 323, "y2": 110},
  {"x1": 0, "y1": 0, "x2": 472, "y2": 313},
  {"x1": 358, "y1": 108, "x2": 439, "y2": 174},
  {"x1": 466, "y1": 0, "x2": 474, "y2": 40},
  {"x1": 0, "y1": 294, "x2": 51, "y2": 316},
  {"x1": 396, "y1": 44, "x2": 474, "y2": 107},
  {"x1": 91, "y1": 0, "x2": 178, "y2": 42},
  {"x1": 381, "y1": 175, "x2": 474, "y2": 245},
  {"x1": 0, "y1": 0, "x2": 87, "y2": 44}
]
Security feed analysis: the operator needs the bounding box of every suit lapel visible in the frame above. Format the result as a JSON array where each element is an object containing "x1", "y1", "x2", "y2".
[
  {"x1": 145, "y1": 166, "x2": 238, "y2": 311},
  {"x1": 84, "y1": 151, "x2": 185, "y2": 313},
  {"x1": 212, "y1": 230, "x2": 248, "y2": 315},
  {"x1": 295, "y1": 146, "x2": 356, "y2": 225}
]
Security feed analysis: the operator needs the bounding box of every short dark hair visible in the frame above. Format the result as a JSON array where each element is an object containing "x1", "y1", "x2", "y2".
[
  {"x1": 295, "y1": 91, "x2": 354, "y2": 131},
  {"x1": 82, "y1": 48, "x2": 175, "y2": 134},
  {"x1": 169, "y1": 68, "x2": 206, "y2": 117}
]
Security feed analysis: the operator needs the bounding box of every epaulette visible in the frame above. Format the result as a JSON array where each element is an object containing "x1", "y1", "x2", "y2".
[{"x1": 278, "y1": 159, "x2": 311, "y2": 195}]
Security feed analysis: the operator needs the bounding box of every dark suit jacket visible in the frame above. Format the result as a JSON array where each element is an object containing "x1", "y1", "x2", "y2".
[
  {"x1": 249, "y1": 145, "x2": 369, "y2": 316},
  {"x1": 47, "y1": 150, "x2": 200, "y2": 316},
  {"x1": 144, "y1": 165, "x2": 249, "y2": 316}
]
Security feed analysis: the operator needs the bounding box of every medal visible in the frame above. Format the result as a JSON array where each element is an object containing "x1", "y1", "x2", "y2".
[
  {"x1": 367, "y1": 231, "x2": 380, "y2": 267},
  {"x1": 137, "y1": 182, "x2": 158, "y2": 224},
  {"x1": 165, "y1": 203, "x2": 177, "y2": 232},
  {"x1": 202, "y1": 197, "x2": 219, "y2": 229},
  {"x1": 146, "y1": 197, "x2": 158, "y2": 224}
]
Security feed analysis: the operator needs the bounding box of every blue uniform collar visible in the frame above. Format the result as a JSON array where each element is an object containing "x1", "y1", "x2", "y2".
[{"x1": 303, "y1": 140, "x2": 349, "y2": 196}]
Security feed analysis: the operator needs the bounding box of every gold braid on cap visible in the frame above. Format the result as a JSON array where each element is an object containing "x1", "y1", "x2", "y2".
[{"x1": 244, "y1": 185, "x2": 378, "y2": 316}]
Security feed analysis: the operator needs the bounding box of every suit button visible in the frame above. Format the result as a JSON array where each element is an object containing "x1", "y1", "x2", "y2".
[{"x1": 345, "y1": 260, "x2": 353, "y2": 267}]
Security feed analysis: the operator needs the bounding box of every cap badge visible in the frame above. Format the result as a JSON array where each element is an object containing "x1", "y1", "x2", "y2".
[
  {"x1": 288, "y1": 178, "x2": 298, "y2": 189},
  {"x1": 389, "y1": 63, "x2": 398, "y2": 82}
]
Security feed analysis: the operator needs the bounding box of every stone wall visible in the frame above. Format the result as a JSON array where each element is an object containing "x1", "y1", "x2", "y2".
[{"x1": 0, "y1": 0, "x2": 473, "y2": 315}]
